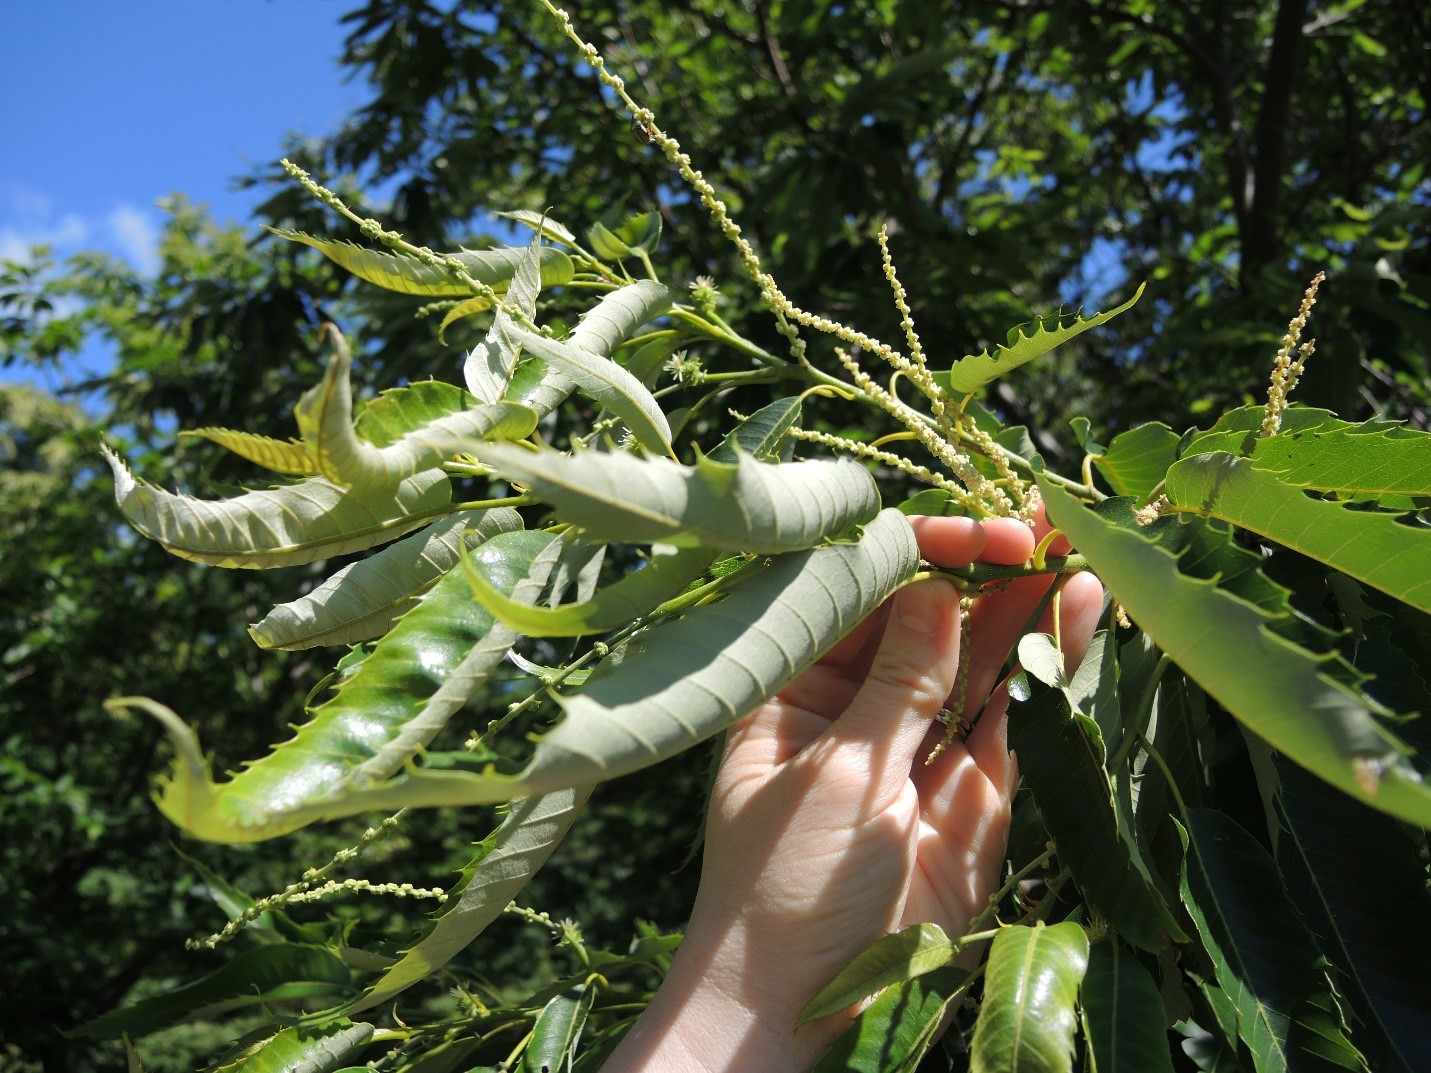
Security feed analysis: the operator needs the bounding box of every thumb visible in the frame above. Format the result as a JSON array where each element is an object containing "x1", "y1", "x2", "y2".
[{"x1": 822, "y1": 579, "x2": 961, "y2": 799}]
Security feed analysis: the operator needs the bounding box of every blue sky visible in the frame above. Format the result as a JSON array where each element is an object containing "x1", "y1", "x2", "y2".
[{"x1": 1, "y1": 0, "x2": 363, "y2": 295}]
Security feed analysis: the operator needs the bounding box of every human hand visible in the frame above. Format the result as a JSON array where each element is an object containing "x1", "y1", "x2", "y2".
[{"x1": 603, "y1": 513, "x2": 1104, "y2": 1073}]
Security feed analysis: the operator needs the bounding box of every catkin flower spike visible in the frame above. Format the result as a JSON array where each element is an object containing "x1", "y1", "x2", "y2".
[{"x1": 1261, "y1": 271, "x2": 1326, "y2": 437}]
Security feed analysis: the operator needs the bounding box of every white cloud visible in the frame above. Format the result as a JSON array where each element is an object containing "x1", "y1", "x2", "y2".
[
  {"x1": 107, "y1": 204, "x2": 161, "y2": 275},
  {"x1": 0, "y1": 185, "x2": 90, "y2": 264}
]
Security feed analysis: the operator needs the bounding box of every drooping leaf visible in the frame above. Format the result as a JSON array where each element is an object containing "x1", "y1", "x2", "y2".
[
  {"x1": 116, "y1": 532, "x2": 559, "y2": 842},
  {"x1": 935, "y1": 284, "x2": 1144, "y2": 394},
  {"x1": 182, "y1": 427, "x2": 318, "y2": 476},
  {"x1": 206, "y1": 1023, "x2": 374, "y2": 1073},
  {"x1": 1166, "y1": 453, "x2": 1431, "y2": 613},
  {"x1": 1081, "y1": 941, "x2": 1176, "y2": 1073},
  {"x1": 1092, "y1": 422, "x2": 1179, "y2": 502},
  {"x1": 351, "y1": 785, "x2": 592, "y2": 1013},
  {"x1": 520, "y1": 983, "x2": 596, "y2": 1073},
  {"x1": 250, "y1": 508, "x2": 522, "y2": 650},
  {"x1": 812, "y1": 966, "x2": 967, "y2": 1073},
  {"x1": 103, "y1": 445, "x2": 454, "y2": 569},
  {"x1": 476, "y1": 445, "x2": 880, "y2": 553},
  {"x1": 269, "y1": 227, "x2": 574, "y2": 296},
  {"x1": 1039, "y1": 480, "x2": 1431, "y2": 828},
  {"x1": 466, "y1": 538, "x2": 714, "y2": 637},
  {"x1": 500, "y1": 322, "x2": 672, "y2": 454},
  {"x1": 143, "y1": 509, "x2": 918, "y2": 821},
  {"x1": 67, "y1": 945, "x2": 352, "y2": 1040},
  {"x1": 296, "y1": 332, "x2": 537, "y2": 489},
  {"x1": 465, "y1": 235, "x2": 543, "y2": 403},
  {"x1": 969, "y1": 922, "x2": 1090, "y2": 1073},
  {"x1": 800, "y1": 923, "x2": 956, "y2": 1024},
  {"x1": 1006, "y1": 672, "x2": 1186, "y2": 952},
  {"x1": 1178, "y1": 810, "x2": 1368, "y2": 1073}
]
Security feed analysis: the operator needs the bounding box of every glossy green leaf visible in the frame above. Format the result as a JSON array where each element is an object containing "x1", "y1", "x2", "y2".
[
  {"x1": 250, "y1": 508, "x2": 522, "y2": 650},
  {"x1": 270, "y1": 227, "x2": 574, "y2": 296},
  {"x1": 501, "y1": 322, "x2": 672, "y2": 454},
  {"x1": 1081, "y1": 941, "x2": 1176, "y2": 1073},
  {"x1": 103, "y1": 445, "x2": 453, "y2": 569},
  {"x1": 147, "y1": 508, "x2": 918, "y2": 819},
  {"x1": 1092, "y1": 422, "x2": 1179, "y2": 501},
  {"x1": 1039, "y1": 480, "x2": 1431, "y2": 828},
  {"x1": 296, "y1": 332, "x2": 537, "y2": 489},
  {"x1": 812, "y1": 966, "x2": 967, "y2": 1073},
  {"x1": 207, "y1": 1023, "x2": 374, "y2": 1073},
  {"x1": 1006, "y1": 672, "x2": 1186, "y2": 952},
  {"x1": 1166, "y1": 453, "x2": 1431, "y2": 612},
  {"x1": 182, "y1": 427, "x2": 317, "y2": 476},
  {"x1": 800, "y1": 923, "x2": 956, "y2": 1023},
  {"x1": 1181, "y1": 406, "x2": 1346, "y2": 458},
  {"x1": 521, "y1": 983, "x2": 596, "y2": 1073},
  {"x1": 466, "y1": 538, "x2": 714, "y2": 637},
  {"x1": 935, "y1": 284, "x2": 1144, "y2": 394},
  {"x1": 1249, "y1": 424, "x2": 1431, "y2": 496},
  {"x1": 68, "y1": 944, "x2": 352, "y2": 1039},
  {"x1": 970, "y1": 922, "x2": 1090, "y2": 1073},
  {"x1": 116, "y1": 532, "x2": 559, "y2": 842},
  {"x1": 1273, "y1": 761, "x2": 1431, "y2": 1073},
  {"x1": 465, "y1": 235, "x2": 543, "y2": 403},
  {"x1": 706, "y1": 396, "x2": 802, "y2": 463},
  {"x1": 1179, "y1": 810, "x2": 1368, "y2": 1073},
  {"x1": 351, "y1": 785, "x2": 592, "y2": 1013},
  {"x1": 477, "y1": 446, "x2": 879, "y2": 552}
]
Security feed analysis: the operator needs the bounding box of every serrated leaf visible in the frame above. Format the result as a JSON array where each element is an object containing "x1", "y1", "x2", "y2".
[
  {"x1": 800, "y1": 923, "x2": 956, "y2": 1023},
  {"x1": 67, "y1": 945, "x2": 352, "y2": 1039},
  {"x1": 935, "y1": 284, "x2": 1144, "y2": 394},
  {"x1": 1006, "y1": 673, "x2": 1186, "y2": 952},
  {"x1": 103, "y1": 445, "x2": 453, "y2": 569},
  {"x1": 1178, "y1": 810, "x2": 1368, "y2": 1073},
  {"x1": 140, "y1": 509, "x2": 919, "y2": 822},
  {"x1": 812, "y1": 965, "x2": 967, "y2": 1073},
  {"x1": 494, "y1": 210, "x2": 578, "y2": 247},
  {"x1": 970, "y1": 922, "x2": 1090, "y2": 1073},
  {"x1": 465, "y1": 235, "x2": 543, "y2": 402},
  {"x1": 206, "y1": 1023, "x2": 374, "y2": 1073},
  {"x1": 270, "y1": 227, "x2": 573, "y2": 296},
  {"x1": 1081, "y1": 941, "x2": 1176, "y2": 1073},
  {"x1": 351, "y1": 380, "x2": 474, "y2": 445},
  {"x1": 350, "y1": 785, "x2": 592, "y2": 1013},
  {"x1": 466, "y1": 537, "x2": 713, "y2": 637},
  {"x1": 182, "y1": 427, "x2": 317, "y2": 476},
  {"x1": 521, "y1": 983, "x2": 595, "y2": 1073},
  {"x1": 477, "y1": 446, "x2": 880, "y2": 552},
  {"x1": 1167, "y1": 453, "x2": 1431, "y2": 612},
  {"x1": 1182, "y1": 405, "x2": 1348, "y2": 458},
  {"x1": 707, "y1": 396, "x2": 802, "y2": 463},
  {"x1": 250, "y1": 508, "x2": 522, "y2": 650},
  {"x1": 1093, "y1": 422, "x2": 1179, "y2": 501},
  {"x1": 1249, "y1": 424, "x2": 1431, "y2": 496},
  {"x1": 1039, "y1": 479, "x2": 1431, "y2": 828},
  {"x1": 501, "y1": 323, "x2": 672, "y2": 454},
  {"x1": 115, "y1": 532, "x2": 559, "y2": 842},
  {"x1": 297, "y1": 332, "x2": 537, "y2": 488}
]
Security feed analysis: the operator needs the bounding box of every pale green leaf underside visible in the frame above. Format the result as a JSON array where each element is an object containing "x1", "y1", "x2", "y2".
[
  {"x1": 270, "y1": 227, "x2": 574, "y2": 296},
  {"x1": 466, "y1": 539, "x2": 714, "y2": 637},
  {"x1": 1039, "y1": 480, "x2": 1431, "y2": 827},
  {"x1": 800, "y1": 924, "x2": 955, "y2": 1024},
  {"x1": 250, "y1": 508, "x2": 522, "y2": 650},
  {"x1": 132, "y1": 509, "x2": 918, "y2": 828},
  {"x1": 464, "y1": 235, "x2": 543, "y2": 403},
  {"x1": 478, "y1": 445, "x2": 880, "y2": 553},
  {"x1": 350, "y1": 785, "x2": 593, "y2": 1013},
  {"x1": 1168, "y1": 452, "x2": 1431, "y2": 612},
  {"x1": 103, "y1": 445, "x2": 453, "y2": 569},
  {"x1": 298, "y1": 335, "x2": 537, "y2": 489},
  {"x1": 494, "y1": 209, "x2": 579, "y2": 246},
  {"x1": 936, "y1": 283, "x2": 1145, "y2": 395},
  {"x1": 182, "y1": 428, "x2": 317, "y2": 476},
  {"x1": 970, "y1": 922, "x2": 1090, "y2": 1073}
]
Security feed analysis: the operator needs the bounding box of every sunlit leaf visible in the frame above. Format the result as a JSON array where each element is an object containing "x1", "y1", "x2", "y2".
[
  {"x1": 970, "y1": 922, "x2": 1090, "y2": 1073},
  {"x1": 521, "y1": 983, "x2": 596, "y2": 1073},
  {"x1": 206, "y1": 1023, "x2": 374, "y2": 1073},
  {"x1": 182, "y1": 427, "x2": 317, "y2": 476},
  {"x1": 250, "y1": 508, "x2": 522, "y2": 650},
  {"x1": 707, "y1": 396, "x2": 802, "y2": 463},
  {"x1": 465, "y1": 234, "x2": 543, "y2": 403},
  {"x1": 269, "y1": 227, "x2": 573, "y2": 296},
  {"x1": 1081, "y1": 941, "x2": 1176, "y2": 1073},
  {"x1": 103, "y1": 444, "x2": 454, "y2": 569},
  {"x1": 1249, "y1": 424, "x2": 1431, "y2": 496},
  {"x1": 1166, "y1": 453, "x2": 1431, "y2": 613},
  {"x1": 812, "y1": 966, "x2": 967, "y2": 1073},
  {"x1": 494, "y1": 210, "x2": 579, "y2": 246},
  {"x1": 477, "y1": 445, "x2": 879, "y2": 552},
  {"x1": 800, "y1": 923, "x2": 956, "y2": 1023},
  {"x1": 1092, "y1": 422, "x2": 1179, "y2": 502},
  {"x1": 1039, "y1": 480, "x2": 1431, "y2": 828},
  {"x1": 935, "y1": 284, "x2": 1144, "y2": 394}
]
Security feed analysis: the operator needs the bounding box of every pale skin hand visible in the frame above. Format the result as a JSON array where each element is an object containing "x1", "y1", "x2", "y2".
[{"x1": 603, "y1": 514, "x2": 1105, "y2": 1073}]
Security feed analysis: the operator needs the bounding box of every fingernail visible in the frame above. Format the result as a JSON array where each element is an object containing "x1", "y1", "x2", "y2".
[{"x1": 895, "y1": 582, "x2": 947, "y2": 633}]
